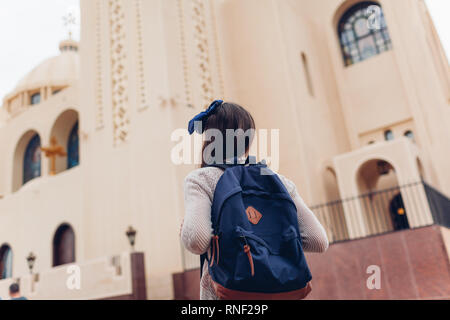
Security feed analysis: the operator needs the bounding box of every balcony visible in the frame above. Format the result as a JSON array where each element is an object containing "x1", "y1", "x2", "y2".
[{"x1": 311, "y1": 180, "x2": 450, "y2": 244}]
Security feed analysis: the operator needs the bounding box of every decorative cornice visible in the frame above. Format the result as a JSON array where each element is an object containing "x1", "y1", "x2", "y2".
[
  {"x1": 108, "y1": 0, "x2": 130, "y2": 145},
  {"x1": 177, "y1": 0, "x2": 192, "y2": 107},
  {"x1": 191, "y1": 0, "x2": 214, "y2": 109},
  {"x1": 95, "y1": 0, "x2": 105, "y2": 130},
  {"x1": 134, "y1": 0, "x2": 149, "y2": 112}
]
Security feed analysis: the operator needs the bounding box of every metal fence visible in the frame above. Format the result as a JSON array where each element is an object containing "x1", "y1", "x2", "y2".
[{"x1": 310, "y1": 181, "x2": 449, "y2": 244}]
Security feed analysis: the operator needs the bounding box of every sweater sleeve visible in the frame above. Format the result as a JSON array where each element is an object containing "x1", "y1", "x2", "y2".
[
  {"x1": 181, "y1": 168, "x2": 223, "y2": 255},
  {"x1": 278, "y1": 175, "x2": 329, "y2": 253}
]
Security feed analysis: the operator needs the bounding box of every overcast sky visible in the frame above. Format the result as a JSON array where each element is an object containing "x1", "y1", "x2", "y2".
[{"x1": 0, "y1": 0, "x2": 448, "y2": 102}]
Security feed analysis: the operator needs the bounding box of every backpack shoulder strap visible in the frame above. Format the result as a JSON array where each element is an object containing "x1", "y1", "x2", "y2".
[
  {"x1": 206, "y1": 163, "x2": 230, "y2": 171},
  {"x1": 206, "y1": 156, "x2": 266, "y2": 171},
  {"x1": 201, "y1": 157, "x2": 267, "y2": 279}
]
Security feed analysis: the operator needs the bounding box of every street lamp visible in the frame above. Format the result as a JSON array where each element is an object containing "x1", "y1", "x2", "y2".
[
  {"x1": 126, "y1": 226, "x2": 137, "y2": 251},
  {"x1": 26, "y1": 252, "x2": 36, "y2": 274}
]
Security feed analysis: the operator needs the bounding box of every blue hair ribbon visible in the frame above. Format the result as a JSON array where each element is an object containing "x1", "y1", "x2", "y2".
[{"x1": 188, "y1": 100, "x2": 223, "y2": 135}]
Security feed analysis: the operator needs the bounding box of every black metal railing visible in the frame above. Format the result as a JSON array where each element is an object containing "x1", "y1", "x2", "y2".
[{"x1": 310, "y1": 181, "x2": 450, "y2": 244}]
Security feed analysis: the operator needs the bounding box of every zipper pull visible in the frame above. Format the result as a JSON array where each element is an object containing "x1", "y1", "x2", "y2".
[
  {"x1": 214, "y1": 234, "x2": 220, "y2": 265},
  {"x1": 239, "y1": 233, "x2": 254, "y2": 277},
  {"x1": 209, "y1": 234, "x2": 220, "y2": 267},
  {"x1": 244, "y1": 244, "x2": 255, "y2": 277}
]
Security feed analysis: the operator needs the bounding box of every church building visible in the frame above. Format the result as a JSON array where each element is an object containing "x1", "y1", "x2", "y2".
[{"x1": 0, "y1": 0, "x2": 449, "y2": 299}]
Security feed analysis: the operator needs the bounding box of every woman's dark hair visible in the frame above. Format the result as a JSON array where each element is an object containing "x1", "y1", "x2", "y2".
[{"x1": 201, "y1": 102, "x2": 255, "y2": 168}]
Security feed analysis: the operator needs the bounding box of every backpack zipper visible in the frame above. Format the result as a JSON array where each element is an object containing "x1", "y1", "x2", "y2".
[
  {"x1": 240, "y1": 233, "x2": 255, "y2": 277},
  {"x1": 209, "y1": 234, "x2": 220, "y2": 267}
]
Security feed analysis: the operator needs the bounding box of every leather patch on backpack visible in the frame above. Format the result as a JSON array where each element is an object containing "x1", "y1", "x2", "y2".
[{"x1": 246, "y1": 206, "x2": 262, "y2": 225}]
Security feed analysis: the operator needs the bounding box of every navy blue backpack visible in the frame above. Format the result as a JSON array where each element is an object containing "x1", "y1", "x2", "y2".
[{"x1": 201, "y1": 160, "x2": 312, "y2": 300}]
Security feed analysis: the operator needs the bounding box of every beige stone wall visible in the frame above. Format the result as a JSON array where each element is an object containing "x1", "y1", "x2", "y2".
[
  {"x1": 0, "y1": 87, "x2": 82, "y2": 274},
  {"x1": 215, "y1": 0, "x2": 352, "y2": 205},
  {"x1": 0, "y1": 0, "x2": 449, "y2": 300}
]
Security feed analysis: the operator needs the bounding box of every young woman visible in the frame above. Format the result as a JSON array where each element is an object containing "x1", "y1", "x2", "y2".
[{"x1": 181, "y1": 101, "x2": 329, "y2": 300}]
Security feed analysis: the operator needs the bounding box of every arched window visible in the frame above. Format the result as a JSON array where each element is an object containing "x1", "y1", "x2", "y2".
[
  {"x1": 338, "y1": 1, "x2": 392, "y2": 66},
  {"x1": 67, "y1": 122, "x2": 79, "y2": 169},
  {"x1": 23, "y1": 134, "x2": 41, "y2": 185},
  {"x1": 404, "y1": 130, "x2": 415, "y2": 142},
  {"x1": 30, "y1": 93, "x2": 41, "y2": 105},
  {"x1": 53, "y1": 224, "x2": 75, "y2": 267},
  {"x1": 0, "y1": 244, "x2": 13, "y2": 279},
  {"x1": 384, "y1": 130, "x2": 394, "y2": 141},
  {"x1": 357, "y1": 158, "x2": 401, "y2": 235}
]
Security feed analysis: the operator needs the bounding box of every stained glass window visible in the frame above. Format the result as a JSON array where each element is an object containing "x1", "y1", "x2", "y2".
[
  {"x1": 23, "y1": 134, "x2": 41, "y2": 185},
  {"x1": 338, "y1": 2, "x2": 392, "y2": 66},
  {"x1": 67, "y1": 122, "x2": 79, "y2": 169},
  {"x1": 0, "y1": 245, "x2": 13, "y2": 280},
  {"x1": 31, "y1": 93, "x2": 41, "y2": 105}
]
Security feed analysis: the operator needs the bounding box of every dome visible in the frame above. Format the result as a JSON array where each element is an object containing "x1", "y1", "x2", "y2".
[{"x1": 8, "y1": 39, "x2": 80, "y2": 98}]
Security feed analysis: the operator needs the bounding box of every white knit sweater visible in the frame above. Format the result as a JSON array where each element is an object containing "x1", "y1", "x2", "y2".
[{"x1": 180, "y1": 167, "x2": 329, "y2": 300}]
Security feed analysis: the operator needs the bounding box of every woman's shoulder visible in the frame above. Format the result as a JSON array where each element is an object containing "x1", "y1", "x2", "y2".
[
  {"x1": 185, "y1": 166, "x2": 224, "y2": 180},
  {"x1": 275, "y1": 173, "x2": 297, "y2": 195},
  {"x1": 184, "y1": 168, "x2": 297, "y2": 197},
  {"x1": 184, "y1": 167, "x2": 225, "y2": 191}
]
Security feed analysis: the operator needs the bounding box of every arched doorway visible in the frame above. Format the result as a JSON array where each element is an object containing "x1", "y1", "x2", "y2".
[
  {"x1": 357, "y1": 159, "x2": 409, "y2": 235},
  {"x1": 53, "y1": 224, "x2": 75, "y2": 267},
  {"x1": 0, "y1": 244, "x2": 13, "y2": 279},
  {"x1": 389, "y1": 194, "x2": 410, "y2": 230}
]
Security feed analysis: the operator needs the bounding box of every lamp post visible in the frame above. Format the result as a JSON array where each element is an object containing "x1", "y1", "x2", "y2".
[
  {"x1": 26, "y1": 252, "x2": 36, "y2": 274},
  {"x1": 126, "y1": 226, "x2": 137, "y2": 252}
]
